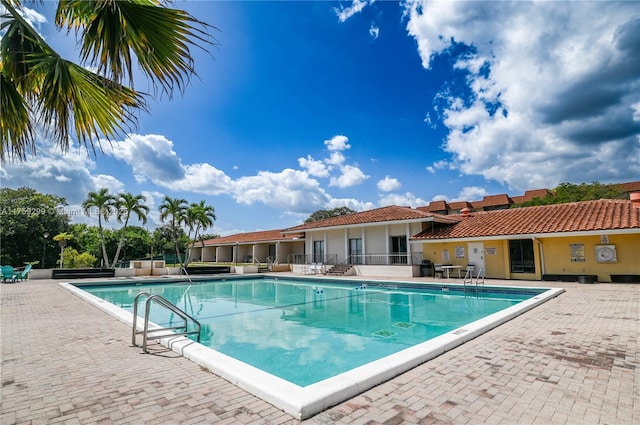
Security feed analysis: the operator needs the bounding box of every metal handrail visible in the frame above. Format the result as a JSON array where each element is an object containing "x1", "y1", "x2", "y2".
[
  {"x1": 463, "y1": 266, "x2": 486, "y2": 287},
  {"x1": 180, "y1": 267, "x2": 193, "y2": 283},
  {"x1": 131, "y1": 292, "x2": 201, "y2": 353}
]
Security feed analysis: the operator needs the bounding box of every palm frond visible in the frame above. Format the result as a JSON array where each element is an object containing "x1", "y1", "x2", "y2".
[
  {"x1": 0, "y1": 70, "x2": 35, "y2": 160},
  {"x1": 56, "y1": 0, "x2": 215, "y2": 97},
  {"x1": 28, "y1": 53, "x2": 147, "y2": 152}
]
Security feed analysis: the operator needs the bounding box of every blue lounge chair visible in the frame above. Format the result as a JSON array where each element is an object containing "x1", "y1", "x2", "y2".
[
  {"x1": 1, "y1": 265, "x2": 17, "y2": 283},
  {"x1": 14, "y1": 264, "x2": 32, "y2": 281}
]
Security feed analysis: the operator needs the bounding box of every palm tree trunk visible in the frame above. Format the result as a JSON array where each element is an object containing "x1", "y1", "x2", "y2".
[
  {"x1": 111, "y1": 216, "x2": 130, "y2": 268},
  {"x1": 185, "y1": 223, "x2": 203, "y2": 267},
  {"x1": 98, "y1": 217, "x2": 110, "y2": 268}
]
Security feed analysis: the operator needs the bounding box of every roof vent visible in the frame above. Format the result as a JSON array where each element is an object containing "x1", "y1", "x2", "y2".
[
  {"x1": 460, "y1": 207, "x2": 471, "y2": 217},
  {"x1": 630, "y1": 192, "x2": 640, "y2": 209}
]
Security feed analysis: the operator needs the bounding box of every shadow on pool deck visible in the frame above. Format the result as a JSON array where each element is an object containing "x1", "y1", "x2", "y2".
[{"x1": 1, "y1": 276, "x2": 638, "y2": 424}]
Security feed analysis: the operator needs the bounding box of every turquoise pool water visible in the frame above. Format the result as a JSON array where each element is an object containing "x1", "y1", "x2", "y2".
[{"x1": 82, "y1": 277, "x2": 539, "y2": 386}]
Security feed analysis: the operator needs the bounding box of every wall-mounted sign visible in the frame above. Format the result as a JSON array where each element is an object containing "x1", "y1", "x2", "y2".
[
  {"x1": 570, "y1": 243, "x2": 585, "y2": 262},
  {"x1": 600, "y1": 235, "x2": 609, "y2": 244},
  {"x1": 486, "y1": 247, "x2": 497, "y2": 255},
  {"x1": 455, "y1": 246, "x2": 465, "y2": 258}
]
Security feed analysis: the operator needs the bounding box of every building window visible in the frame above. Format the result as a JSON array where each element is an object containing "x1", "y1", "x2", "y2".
[
  {"x1": 390, "y1": 236, "x2": 407, "y2": 264},
  {"x1": 349, "y1": 238, "x2": 363, "y2": 264},
  {"x1": 509, "y1": 239, "x2": 535, "y2": 273},
  {"x1": 313, "y1": 240, "x2": 324, "y2": 263}
]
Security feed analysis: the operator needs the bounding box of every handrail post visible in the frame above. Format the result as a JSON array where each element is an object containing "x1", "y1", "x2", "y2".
[{"x1": 132, "y1": 292, "x2": 150, "y2": 346}]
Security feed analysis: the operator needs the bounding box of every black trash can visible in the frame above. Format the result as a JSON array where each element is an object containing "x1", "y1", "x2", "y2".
[{"x1": 420, "y1": 260, "x2": 433, "y2": 277}]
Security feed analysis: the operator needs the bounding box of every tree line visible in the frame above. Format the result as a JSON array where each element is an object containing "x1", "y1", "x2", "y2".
[{"x1": 0, "y1": 187, "x2": 218, "y2": 269}]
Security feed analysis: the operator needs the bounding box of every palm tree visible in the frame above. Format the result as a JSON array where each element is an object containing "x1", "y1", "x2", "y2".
[
  {"x1": 158, "y1": 195, "x2": 187, "y2": 266},
  {"x1": 1, "y1": 0, "x2": 215, "y2": 161},
  {"x1": 111, "y1": 192, "x2": 149, "y2": 268},
  {"x1": 184, "y1": 200, "x2": 216, "y2": 266},
  {"x1": 82, "y1": 188, "x2": 115, "y2": 267}
]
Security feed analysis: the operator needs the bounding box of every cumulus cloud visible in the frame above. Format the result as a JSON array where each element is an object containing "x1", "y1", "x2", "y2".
[
  {"x1": 325, "y1": 197, "x2": 375, "y2": 212},
  {"x1": 298, "y1": 155, "x2": 330, "y2": 177},
  {"x1": 377, "y1": 176, "x2": 401, "y2": 192},
  {"x1": 330, "y1": 164, "x2": 369, "y2": 188},
  {"x1": 406, "y1": 1, "x2": 640, "y2": 191},
  {"x1": 379, "y1": 192, "x2": 428, "y2": 208},
  {"x1": 0, "y1": 135, "x2": 112, "y2": 205},
  {"x1": 106, "y1": 134, "x2": 185, "y2": 183},
  {"x1": 6, "y1": 130, "x2": 375, "y2": 229},
  {"x1": 234, "y1": 169, "x2": 330, "y2": 213},
  {"x1": 324, "y1": 134, "x2": 351, "y2": 151}
]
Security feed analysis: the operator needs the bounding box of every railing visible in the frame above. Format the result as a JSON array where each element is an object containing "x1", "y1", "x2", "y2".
[
  {"x1": 463, "y1": 266, "x2": 486, "y2": 287},
  {"x1": 180, "y1": 267, "x2": 193, "y2": 283},
  {"x1": 131, "y1": 292, "x2": 201, "y2": 354},
  {"x1": 287, "y1": 252, "x2": 424, "y2": 266},
  {"x1": 287, "y1": 254, "x2": 338, "y2": 265},
  {"x1": 344, "y1": 252, "x2": 423, "y2": 266}
]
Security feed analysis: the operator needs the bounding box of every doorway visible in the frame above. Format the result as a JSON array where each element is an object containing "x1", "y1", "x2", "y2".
[{"x1": 467, "y1": 242, "x2": 485, "y2": 277}]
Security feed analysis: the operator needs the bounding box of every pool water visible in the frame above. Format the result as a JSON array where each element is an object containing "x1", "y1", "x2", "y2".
[{"x1": 83, "y1": 277, "x2": 537, "y2": 386}]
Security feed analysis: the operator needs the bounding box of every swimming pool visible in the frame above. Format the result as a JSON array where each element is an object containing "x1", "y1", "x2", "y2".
[{"x1": 63, "y1": 275, "x2": 563, "y2": 419}]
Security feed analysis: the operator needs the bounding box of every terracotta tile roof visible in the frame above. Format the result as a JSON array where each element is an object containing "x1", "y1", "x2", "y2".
[
  {"x1": 510, "y1": 195, "x2": 525, "y2": 204},
  {"x1": 202, "y1": 229, "x2": 303, "y2": 245},
  {"x1": 448, "y1": 201, "x2": 473, "y2": 211},
  {"x1": 284, "y1": 205, "x2": 459, "y2": 232},
  {"x1": 425, "y1": 200, "x2": 449, "y2": 212},
  {"x1": 619, "y1": 181, "x2": 640, "y2": 193},
  {"x1": 411, "y1": 199, "x2": 640, "y2": 240},
  {"x1": 480, "y1": 194, "x2": 513, "y2": 208},
  {"x1": 522, "y1": 189, "x2": 551, "y2": 201}
]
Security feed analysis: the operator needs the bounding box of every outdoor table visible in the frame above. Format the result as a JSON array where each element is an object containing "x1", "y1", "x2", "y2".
[{"x1": 441, "y1": 265, "x2": 462, "y2": 278}]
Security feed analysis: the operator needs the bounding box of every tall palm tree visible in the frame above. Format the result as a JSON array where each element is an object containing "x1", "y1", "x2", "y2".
[
  {"x1": 111, "y1": 192, "x2": 149, "y2": 268},
  {"x1": 184, "y1": 200, "x2": 216, "y2": 266},
  {"x1": 81, "y1": 188, "x2": 115, "y2": 267},
  {"x1": 1, "y1": 0, "x2": 215, "y2": 161},
  {"x1": 158, "y1": 195, "x2": 187, "y2": 266}
]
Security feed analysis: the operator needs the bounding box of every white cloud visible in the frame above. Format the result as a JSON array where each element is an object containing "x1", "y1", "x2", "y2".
[
  {"x1": 0, "y1": 135, "x2": 112, "y2": 205},
  {"x1": 453, "y1": 186, "x2": 490, "y2": 202},
  {"x1": 325, "y1": 197, "x2": 375, "y2": 212},
  {"x1": 330, "y1": 164, "x2": 369, "y2": 188},
  {"x1": 377, "y1": 176, "x2": 401, "y2": 192},
  {"x1": 326, "y1": 151, "x2": 346, "y2": 166},
  {"x1": 334, "y1": 0, "x2": 371, "y2": 23},
  {"x1": 324, "y1": 134, "x2": 351, "y2": 151},
  {"x1": 369, "y1": 24, "x2": 380, "y2": 40},
  {"x1": 298, "y1": 155, "x2": 329, "y2": 177},
  {"x1": 426, "y1": 159, "x2": 450, "y2": 174},
  {"x1": 91, "y1": 174, "x2": 125, "y2": 194},
  {"x1": 106, "y1": 134, "x2": 185, "y2": 183},
  {"x1": 379, "y1": 192, "x2": 428, "y2": 208},
  {"x1": 233, "y1": 169, "x2": 330, "y2": 213},
  {"x1": 407, "y1": 1, "x2": 640, "y2": 191}
]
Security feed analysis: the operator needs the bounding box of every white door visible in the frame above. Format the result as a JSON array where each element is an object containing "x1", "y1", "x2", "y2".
[{"x1": 467, "y1": 243, "x2": 485, "y2": 277}]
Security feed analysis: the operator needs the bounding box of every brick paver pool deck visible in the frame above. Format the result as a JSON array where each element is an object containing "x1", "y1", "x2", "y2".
[{"x1": 1, "y1": 276, "x2": 638, "y2": 424}]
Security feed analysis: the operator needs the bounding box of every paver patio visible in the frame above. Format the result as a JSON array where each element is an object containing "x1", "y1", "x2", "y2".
[{"x1": 1, "y1": 277, "x2": 638, "y2": 424}]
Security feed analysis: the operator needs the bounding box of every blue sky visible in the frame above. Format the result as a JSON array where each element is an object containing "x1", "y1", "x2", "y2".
[{"x1": 2, "y1": 1, "x2": 639, "y2": 236}]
